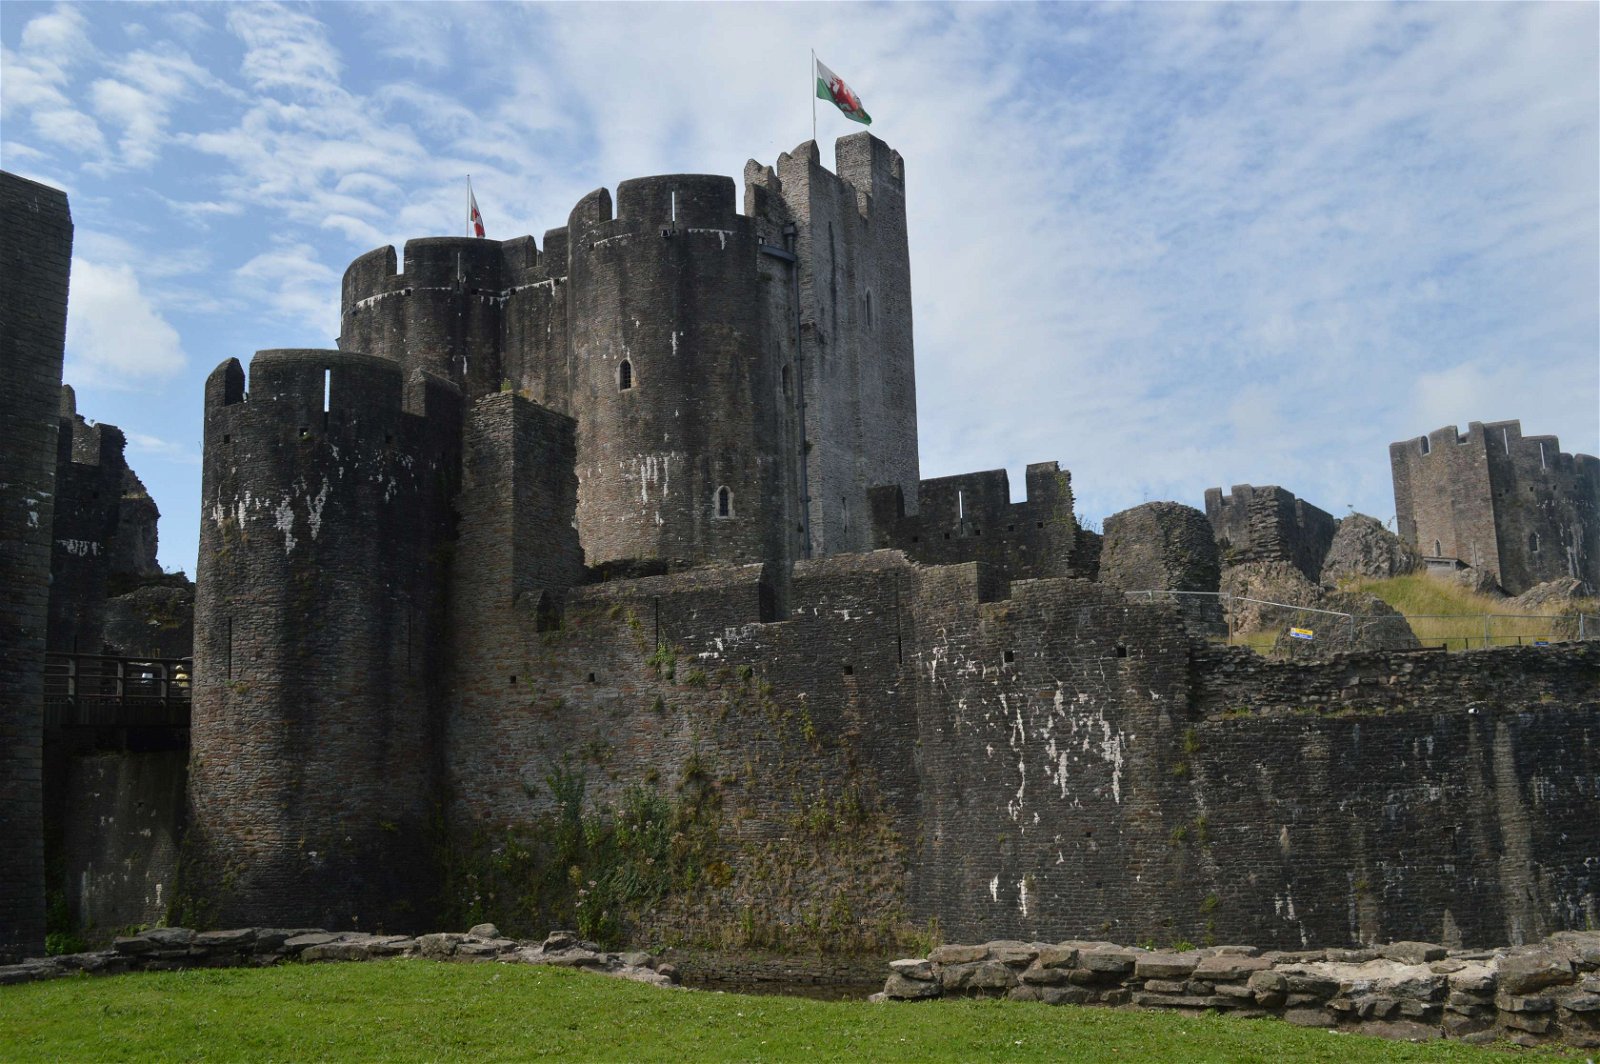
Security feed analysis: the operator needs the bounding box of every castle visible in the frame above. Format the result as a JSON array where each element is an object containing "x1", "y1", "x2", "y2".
[
  {"x1": 1391, "y1": 421, "x2": 1600, "y2": 594},
  {"x1": 3, "y1": 141, "x2": 1597, "y2": 963}
]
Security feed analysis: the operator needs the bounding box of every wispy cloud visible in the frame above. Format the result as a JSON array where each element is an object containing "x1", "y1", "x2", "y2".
[{"x1": 64, "y1": 258, "x2": 188, "y2": 387}]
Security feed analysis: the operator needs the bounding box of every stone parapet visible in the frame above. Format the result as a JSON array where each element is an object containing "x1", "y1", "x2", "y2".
[
  {"x1": 878, "y1": 933, "x2": 1600, "y2": 1049},
  {"x1": 0, "y1": 926, "x2": 677, "y2": 990}
]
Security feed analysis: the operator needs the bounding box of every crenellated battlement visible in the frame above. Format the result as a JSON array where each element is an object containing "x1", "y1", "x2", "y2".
[
  {"x1": 202, "y1": 349, "x2": 463, "y2": 454},
  {"x1": 340, "y1": 236, "x2": 558, "y2": 313}
]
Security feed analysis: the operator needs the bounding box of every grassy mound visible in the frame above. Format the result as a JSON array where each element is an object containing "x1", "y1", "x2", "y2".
[
  {"x1": 1348, "y1": 575, "x2": 1596, "y2": 649},
  {"x1": 0, "y1": 958, "x2": 1566, "y2": 1062}
]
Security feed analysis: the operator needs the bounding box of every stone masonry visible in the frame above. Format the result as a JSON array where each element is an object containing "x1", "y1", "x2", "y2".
[
  {"x1": 1391, "y1": 421, "x2": 1600, "y2": 594},
  {"x1": 0, "y1": 171, "x2": 72, "y2": 963}
]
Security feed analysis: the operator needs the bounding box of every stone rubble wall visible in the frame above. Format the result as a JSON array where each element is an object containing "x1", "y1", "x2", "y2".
[
  {"x1": 879, "y1": 933, "x2": 1600, "y2": 1049},
  {"x1": 0, "y1": 925, "x2": 677, "y2": 990}
]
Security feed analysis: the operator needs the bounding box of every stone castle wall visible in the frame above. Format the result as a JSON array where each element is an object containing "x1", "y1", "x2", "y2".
[
  {"x1": 867, "y1": 463, "x2": 1078, "y2": 581},
  {"x1": 189, "y1": 350, "x2": 463, "y2": 929},
  {"x1": 1204, "y1": 484, "x2": 1337, "y2": 583},
  {"x1": 1391, "y1": 421, "x2": 1600, "y2": 594},
  {"x1": 0, "y1": 171, "x2": 73, "y2": 962}
]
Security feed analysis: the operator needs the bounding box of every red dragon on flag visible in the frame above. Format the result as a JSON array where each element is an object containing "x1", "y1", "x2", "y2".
[{"x1": 815, "y1": 57, "x2": 872, "y2": 126}]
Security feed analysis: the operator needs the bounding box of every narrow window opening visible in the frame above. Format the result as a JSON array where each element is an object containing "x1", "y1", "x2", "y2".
[
  {"x1": 910, "y1": 535, "x2": 919, "y2": 543},
  {"x1": 842, "y1": 663, "x2": 854, "y2": 676},
  {"x1": 1004, "y1": 650, "x2": 1015, "y2": 663},
  {"x1": 1539, "y1": 441, "x2": 1547, "y2": 470},
  {"x1": 782, "y1": 365, "x2": 791, "y2": 396},
  {"x1": 222, "y1": 434, "x2": 231, "y2": 444},
  {"x1": 385, "y1": 433, "x2": 393, "y2": 446},
  {"x1": 865, "y1": 290, "x2": 873, "y2": 328},
  {"x1": 1007, "y1": 524, "x2": 1015, "y2": 532},
  {"x1": 957, "y1": 489, "x2": 965, "y2": 520},
  {"x1": 462, "y1": 354, "x2": 470, "y2": 376},
  {"x1": 509, "y1": 675, "x2": 517, "y2": 685},
  {"x1": 1434, "y1": 539, "x2": 1443, "y2": 556},
  {"x1": 323, "y1": 368, "x2": 331, "y2": 412},
  {"x1": 717, "y1": 486, "x2": 732, "y2": 518},
  {"x1": 1529, "y1": 532, "x2": 1539, "y2": 554},
  {"x1": 619, "y1": 359, "x2": 633, "y2": 390},
  {"x1": 670, "y1": 190, "x2": 677, "y2": 222},
  {"x1": 1036, "y1": 521, "x2": 1044, "y2": 529},
  {"x1": 1419, "y1": 436, "x2": 1430, "y2": 455},
  {"x1": 1502, "y1": 427, "x2": 1510, "y2": 454},
  {"x1": 587, "y1": 672, "x2": 597, "y2": 684},
  {"x1": 299, "y1": 427, "x2": 310, "y2": 440},
  {"x1": 1114, "y1": 645, "x2": 1128, "y2": 658},
  {"x1": 943, "y1": 532, "x2": 951, "y2": 540}
]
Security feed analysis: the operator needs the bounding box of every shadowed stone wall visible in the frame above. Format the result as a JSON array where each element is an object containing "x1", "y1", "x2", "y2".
[{"x1": 0, "y1": 171, "x2": 72, "y2": 962}]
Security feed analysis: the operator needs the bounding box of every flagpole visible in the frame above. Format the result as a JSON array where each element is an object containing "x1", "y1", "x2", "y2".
[
  {"x1": 466, "y1": 174, "x2": 472, "y2": 237},
  {"x1": 810, "y1": 49, "x2": 817, "y2": 143}
]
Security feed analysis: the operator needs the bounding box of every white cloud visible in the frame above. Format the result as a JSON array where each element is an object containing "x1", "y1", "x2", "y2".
[
  {"x1": 65, "y1": 259, "x2": 188, "y2": 385},
  {"x1": 234, "y1": 243, "x2": 340, "y2": 341},
  {"x1": 225, "y1": 3, "x2": 342, "y2": 98},
  {"x1": 126, "y1": 432, "x2": 200, "y2": 465}
]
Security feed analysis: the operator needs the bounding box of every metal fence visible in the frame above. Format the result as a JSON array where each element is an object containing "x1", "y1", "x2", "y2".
[{"x1": 1123, "y1": 590, "x2": 1594, "y2": 656}]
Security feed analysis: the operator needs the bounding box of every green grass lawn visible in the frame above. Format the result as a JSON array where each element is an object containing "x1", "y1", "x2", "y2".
[{"x1": 0, "y1": 959, "x2": 1577, "y2": 1062}]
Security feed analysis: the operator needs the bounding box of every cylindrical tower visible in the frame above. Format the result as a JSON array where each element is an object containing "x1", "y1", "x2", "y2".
[
  {"x1": 566, "y1": 175, "x2": 797, "y2": 571},
  {"x1": 189, "y1": 348, "x2": 460, "y2": 930},
  {"x1": 340, "y1": 237, "x2": 520, "y2": 401}
]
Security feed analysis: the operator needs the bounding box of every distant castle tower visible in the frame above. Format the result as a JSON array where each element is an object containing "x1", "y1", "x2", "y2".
[{"x1": 1390, "y1": 420, "x2": 1600, "y2": 594}]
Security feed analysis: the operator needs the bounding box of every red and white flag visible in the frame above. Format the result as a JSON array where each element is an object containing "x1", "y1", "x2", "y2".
[{"x1": 468, "y1": 181, "x2": 486, "y2": 238}]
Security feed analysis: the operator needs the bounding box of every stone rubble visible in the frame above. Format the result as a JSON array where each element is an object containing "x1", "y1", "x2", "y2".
[
  {"x1": 876, "y1": 931, "x2": 1600, "y2": 1049},
  {"x1": 0, "y1": 925, "x2": 678, "y2": 990}
]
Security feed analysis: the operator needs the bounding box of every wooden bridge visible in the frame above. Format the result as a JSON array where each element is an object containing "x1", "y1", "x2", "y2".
[{"x1": 43, "y1": 653, "x2": 191, "y2": 748}]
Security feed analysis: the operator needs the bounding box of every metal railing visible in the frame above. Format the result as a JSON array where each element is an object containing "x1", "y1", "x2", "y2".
[{"x1": 43, "y1": 653, "x2": 192, "y2": 729}]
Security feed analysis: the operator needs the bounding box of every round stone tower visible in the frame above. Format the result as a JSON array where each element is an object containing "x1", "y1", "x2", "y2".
[
  {"x1": 565, "y1": 175, "x2": 798, "y2": 572},
  {"x1": 189, "y1": 348, "x2": 460, "y2": 930}
]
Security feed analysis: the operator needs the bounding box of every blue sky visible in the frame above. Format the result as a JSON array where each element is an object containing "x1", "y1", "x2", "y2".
[{"x1": 3, "y1": 1, "x2": 1596, "y2": 575}]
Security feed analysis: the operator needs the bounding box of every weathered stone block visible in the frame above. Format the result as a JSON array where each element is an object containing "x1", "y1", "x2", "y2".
[
  {"x1": 1497, "y1": 992, "x2": 1555, "y2": 1013},
  {"x1": 1499, "y1": 951, "x2": 1574, "y2": 995},
  {"x1": 884, "y1": 973, "x2": 940, "y2": 1000},
  {"x1": 929, "y1": 945, "x2": 989, "y2": 965},
  {"x1": 1381, "y1": 942, "x2": 1446, "y2": 965},
  {"x1": 1038, "y1": 985, "x2": 1092, "y2": 1006},
  {"x1": 1194, "y1": 955, "x2": 1271, "y2": 980},
  {"x1": 1135, "y1": 954, "x2": 1198, "y2": 980},
  {"x1": 889, "y1": 958, "x2": 933, "y2": 981},
  {"x1": 1141, "y1": 979, "x2": 1188, "y2": 994},
  {"x1": 195, "y1": 929, "x2": 256, "y2": 950},
  {"x1": 1033, "y1": 946, "x2": 1078, "y2": 969},
  {"x1": 1078, "y1": 949, "x2": 1136, "y2": 975},
  {"x1": 1019, "y1": 966, "x2": 1069, "y2": 986}
]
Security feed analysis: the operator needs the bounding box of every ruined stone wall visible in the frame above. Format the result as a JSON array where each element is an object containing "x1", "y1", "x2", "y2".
[
  {"x1": 1204, "y1": 484, "x2": 1337, "y2": 583},
  {"x1": 189, "y1": 350, "x2": 462, "y2": 931},
  {"x1": 868, "y1": 463, "x2": 1078, "y2": 581},
  {"x1": 444, "y1": 551, "x2": 922, "y2": 948},
  {"x1": 432, "y1": 537, "x2": 1598, "y2": 952},
  {"x1": 48, "y1": 390, "x2": 126, "y2": 655},
  {"x1": 0, "y1": 170, "x2": 72, "y2": 962},
  {"x1": 1480, "y1": 423, "x2": 1598, "y2": 594},
  {"x1": 1099, "y1": 502, "x2": 1222, "y2": 632},
  {"x1": 1390, "y1": 424, "x2": 1503, "y2": 579},
  {"x1": 60, "y1": 751, "x2": 186, "y2": 934}
]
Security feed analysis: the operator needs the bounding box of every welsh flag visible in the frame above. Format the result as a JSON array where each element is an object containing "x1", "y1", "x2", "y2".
[
  {"x1": 815, "y1": 58, "x2": 871, "y2": 126},
  {"x1": 469, "y1": 184, "x2": 486, "y2": 238}
]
